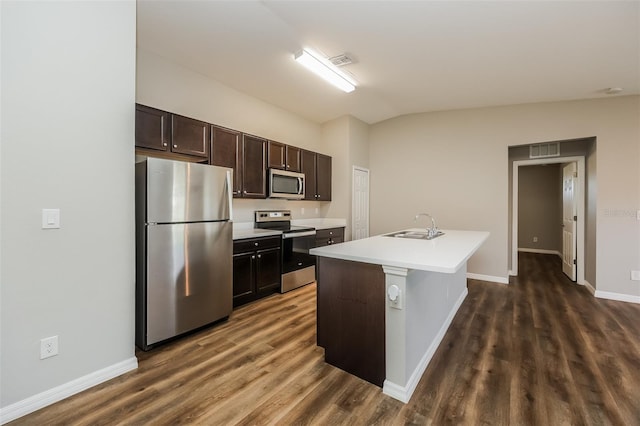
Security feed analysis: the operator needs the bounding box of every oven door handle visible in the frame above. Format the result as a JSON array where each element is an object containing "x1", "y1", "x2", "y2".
[{"x1": 282, "y1": 230, "x2": 317, "y2": 239}]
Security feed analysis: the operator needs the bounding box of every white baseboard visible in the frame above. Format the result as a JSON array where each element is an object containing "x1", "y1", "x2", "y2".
[
  {"x1": 383, "y1": 288, "x2": 468, "y2": 403},
  {"x1": 583, "y1": 280, "x2": 596, "y2": 295},
  {"x1": 518, "y1": 248, "x2": 562, "y2": 257},
  {"x1": 466, "y1": 272, "x2": 509, "y2": 284},
  {"x1": 594, "y1": 290, "x2": 640, "y2": 304},
  {"x1": 0, "y1": 357, "x2": 138, "y2": 425}
]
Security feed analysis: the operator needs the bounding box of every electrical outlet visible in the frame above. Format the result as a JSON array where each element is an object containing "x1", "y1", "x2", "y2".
[
  {"x1": 300, "y1": 207, "x2": 305, "y2": 216},
  {"x1": 631, "y1": 271, "x2": 640, "y2": 281},
  {"x1": 40, "y1": 336, "x2": 59, "y2": 359},
  {"x1": 533, "y1": 236, "x2": 538, "y2": 243}
]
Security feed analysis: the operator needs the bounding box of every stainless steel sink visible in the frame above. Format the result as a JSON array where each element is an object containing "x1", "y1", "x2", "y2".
[{"x1": 384, "y1": 230, "x2": 445, "y2": 240}]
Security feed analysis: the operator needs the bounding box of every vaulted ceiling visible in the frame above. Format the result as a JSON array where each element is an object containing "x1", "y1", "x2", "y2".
[{"x1": 137, "y1": 1, "x2": 640, "y2": 124}]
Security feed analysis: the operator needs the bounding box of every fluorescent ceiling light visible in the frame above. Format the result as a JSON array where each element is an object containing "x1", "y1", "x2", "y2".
[{"x1": 295, "y1": 48, "x2": 356, "y2": 93}]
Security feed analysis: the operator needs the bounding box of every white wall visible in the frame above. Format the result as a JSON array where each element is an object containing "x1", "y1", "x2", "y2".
[
  {"x1": 322, "y1": 115, "x2": 370, "y2": 240},
  {"x1": 136, "y1": 49, "x2": 330, "y2": 223},
  {"x1": 369, "y1": 96, "x2": 640, "y2": 298},
  {"x1": 0, "y1": 0, "x2": 137, "y2": 417}
]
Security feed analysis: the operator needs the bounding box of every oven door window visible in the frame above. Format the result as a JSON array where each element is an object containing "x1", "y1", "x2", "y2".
[{"x1": 282, "y1": 234, "x2": 316, "y2": 274}]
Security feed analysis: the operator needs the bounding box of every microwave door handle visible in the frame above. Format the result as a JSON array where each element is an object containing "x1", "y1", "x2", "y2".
[{"x1": 298, "y1": 176, "x2": 303, "y2": 195}]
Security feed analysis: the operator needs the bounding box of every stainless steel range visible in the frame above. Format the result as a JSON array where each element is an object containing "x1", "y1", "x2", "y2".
[{"x1": 255, "y1": 210, "x2": 316, "y2": 292}]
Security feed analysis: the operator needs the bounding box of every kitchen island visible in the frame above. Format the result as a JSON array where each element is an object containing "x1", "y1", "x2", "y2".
[{"x1": 309, "y1": 229, "x2": 489, "y2": 403}]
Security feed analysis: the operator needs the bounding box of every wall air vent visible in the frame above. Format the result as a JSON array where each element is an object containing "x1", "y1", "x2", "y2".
[{"x1": 529, "y1": 142, "x2": 560, "y2": 159}]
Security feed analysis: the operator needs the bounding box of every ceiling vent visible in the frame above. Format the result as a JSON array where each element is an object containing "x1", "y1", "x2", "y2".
[
  {"x1": 329, "y1": 54, "x2": 354, "y2": 67},
  {"x1": 529, "y1": 142, "x2": 560, "y2": 159}
]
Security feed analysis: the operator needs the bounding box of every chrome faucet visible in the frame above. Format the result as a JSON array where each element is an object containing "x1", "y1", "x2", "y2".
[{"x1": 414, "y1": 213, "x2": 438, "y2": 238}]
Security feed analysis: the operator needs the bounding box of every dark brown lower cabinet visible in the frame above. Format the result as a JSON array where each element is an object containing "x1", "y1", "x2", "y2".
[
  {"x1": 233, "y1": 236, "x2": 281, "y2": 307},
  {"x1": 315, "y1": 227, "x2": 344, "y2": 248},
  {"x1": 316, "y1": 256, "x2": 385, "y2": 387}
]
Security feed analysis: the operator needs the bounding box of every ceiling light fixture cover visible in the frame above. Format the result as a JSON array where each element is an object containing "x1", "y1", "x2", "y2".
[{"x1": 295, "y1": 48, "x2": 356, "y2": 93}]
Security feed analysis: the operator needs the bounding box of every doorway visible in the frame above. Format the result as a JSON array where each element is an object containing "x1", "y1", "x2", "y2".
[
  {"x1": 352, "y1": 166, "x2": 370, "y2": 240},
  {"x1": 511, "y1": 156, "x2": 585, "y2": 284}
]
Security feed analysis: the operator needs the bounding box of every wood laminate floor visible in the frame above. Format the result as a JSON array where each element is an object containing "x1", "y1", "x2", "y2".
[{"x1": 11, "y1": 253, "x2": 640, "y2": 425}]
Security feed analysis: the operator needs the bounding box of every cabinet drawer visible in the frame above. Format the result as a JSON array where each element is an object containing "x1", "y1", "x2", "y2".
[
  {"x1": 234, "y1": 236, "x2": 281, "y2": 254},
  {"x1": 315, "y1": 227, "x2": 344, "y2": 240}
]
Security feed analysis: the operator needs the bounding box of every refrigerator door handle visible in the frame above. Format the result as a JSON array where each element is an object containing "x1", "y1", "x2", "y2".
[{"x1": 226, "y1": 170, "x2": 233, "y2": 221}]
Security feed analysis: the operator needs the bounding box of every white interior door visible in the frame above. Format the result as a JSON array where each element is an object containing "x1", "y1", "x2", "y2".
[
  {"x1": 352, "y1": 167, "x2": 370, "y2": 240},
  {"x1": 562, "y1": 162, "x2": 577, "y2": 281}
]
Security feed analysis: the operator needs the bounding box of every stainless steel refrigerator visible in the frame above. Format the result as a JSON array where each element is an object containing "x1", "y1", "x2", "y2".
[{"x1": 135, "y1": 157, "x2": 233, "y2": 350}]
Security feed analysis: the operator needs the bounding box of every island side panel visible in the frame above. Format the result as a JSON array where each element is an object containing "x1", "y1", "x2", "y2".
[{"x1": 316, "y1": 257, "x2": 386, "y2": 387}]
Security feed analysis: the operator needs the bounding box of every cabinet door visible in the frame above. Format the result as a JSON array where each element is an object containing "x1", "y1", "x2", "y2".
[
  {"x1": 242, "y1": 134, "x2": 267, "y2": 198},
  {"x1": 135, "y1": 104, "x2": 170, "y2": 151},
  {"x1": 211, "y1": 126, "x2": 242, "y2": 196},
  {"x1": 233, "y1": 252, "x2": 256, "y2": 305},
  {"x1": 255, "y1": 247, "x2": 281, "y2": 293},
  {"x1": 316, "y1": 154, "x2": 332, "y2": 201},
  {"x1": 301, "y1": 149, "x2": 317, "y2": 201},
  {"x1": 267, "y1": 141, "x2": 286, "y2": 170},
  {"x1": 286, "y1": 146, "x2": 301, "y2": 172},
  {"x1": 171, "y1": 115, "x2": 210, "y2": 158}
]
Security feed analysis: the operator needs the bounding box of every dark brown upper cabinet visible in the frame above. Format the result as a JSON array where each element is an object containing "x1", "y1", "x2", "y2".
[
  {"x1": 211, "y1": 125, "x2": 242, "y2": 196},
  {"x1": 241, "y1": 134, "x2": 267, "y2": 198},
  {"x1": 135, "y1": 104, "x2": 170, "y2": 151},
  {"x1": 268, "y1": 141, "x2": 302, "y2": 173},
  {"x1": 171, "y1": 115, "x2": 209, "y2": 158},
  {"x1": 301, "y1": 150, "x2": 331, "y2": 201},
  {"x1": 316, "y1": 153, "x2": 332, "y2": 201},
  {"x1": 301, "y1": 149, "x2": 317, "y2": 201},
  {"x1": 135, "y1": 104, "x2": 209, "y2": 160}
]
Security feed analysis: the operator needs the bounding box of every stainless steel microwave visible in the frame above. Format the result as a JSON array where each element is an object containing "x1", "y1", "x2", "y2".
[{"x1": 269, "y1": 169, "x2": 305, "y2": 199}]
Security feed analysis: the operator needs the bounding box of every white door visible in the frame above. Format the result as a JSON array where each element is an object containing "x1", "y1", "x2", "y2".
[
  {"x1": 562, "y1": 162, "x2": 577, "y2": 281},
  {"x1": 352, "y1": 167, "x2": 370, "y2": 240}
]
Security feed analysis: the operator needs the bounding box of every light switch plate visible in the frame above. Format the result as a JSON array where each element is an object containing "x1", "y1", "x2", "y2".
[
  {"x1": 42, "y1": 209, "x2": 60, "y2": 229},
  {"x1": 631, "y1": 271, "x2": 640, "y2": 281}
]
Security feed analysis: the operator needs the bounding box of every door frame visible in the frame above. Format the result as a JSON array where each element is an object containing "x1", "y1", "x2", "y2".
[
  {"x1": 511, "y1": 156, "x2": 585, "y2": 284},
  {"x1": 352, "y1": 166, "x2": 370, "y2": 240}
]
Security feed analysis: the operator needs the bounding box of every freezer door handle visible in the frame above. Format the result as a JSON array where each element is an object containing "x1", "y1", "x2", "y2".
[{"x1": 226, "y1": 170, "x2": 233, "y2": 221}]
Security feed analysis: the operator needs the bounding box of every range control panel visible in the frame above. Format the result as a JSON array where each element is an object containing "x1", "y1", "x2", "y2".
[{"x1": 255, "y1": 210, "x2": 292, "y2": 223}]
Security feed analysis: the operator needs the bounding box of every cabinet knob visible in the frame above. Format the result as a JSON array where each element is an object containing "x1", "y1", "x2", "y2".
[
  {"x1": 251, "y1": 255, "x2": 255, "y2": 259},
  {"x1": 173, "y1": 144, "x2": 178, "y2": 148},
  {"x1": 163, "y1": 142, "x2": 168, "y2": 147},
  {"x1": 244, "y1": 190, "x2": 248, "y2": 194},
  {"x1": 281, "y1": 163, "x2": 285, "y2": 168},
  {"x1": 257, "y1": 254, "x2": 261, "y2": 259},
  {"x1": 329, "y1": 231, "x2": 333, "y2": 235},
  {"x1": 254, "y1": 242, "x2": 259, "y2": 247}
]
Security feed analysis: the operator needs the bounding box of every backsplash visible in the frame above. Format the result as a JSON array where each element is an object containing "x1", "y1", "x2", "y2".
[{"x1": 232, "y1": 198, "x2": 331, "y2": 224}]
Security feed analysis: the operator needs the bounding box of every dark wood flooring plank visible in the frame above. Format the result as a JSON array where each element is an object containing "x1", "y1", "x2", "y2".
[{"x1": 10, "y1": 253, "x2": 640, "y2": 426}]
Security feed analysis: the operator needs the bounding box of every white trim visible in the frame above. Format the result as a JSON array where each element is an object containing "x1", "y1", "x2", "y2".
[
  {"x1": 466, "y1": 272, "x2": 509, "y2": 284},
  {"x1": 0, "y1": 357, "x2": 138, "y2": 425},
  {"x1": 512, "y1": 156, "x2": 585, "y2": 285},
  {"x1": 517, "y1": 248, "x2": 562, "y2": 257},
  {"x1": 584, "y1": 280, "x2": 596, "y2": 295},
  {"x1": 383, "y1": 288, "x2": 467, "y2": 403},
  {"x1": 594, "y1": 290, "x2": 640, "y2": 304}
]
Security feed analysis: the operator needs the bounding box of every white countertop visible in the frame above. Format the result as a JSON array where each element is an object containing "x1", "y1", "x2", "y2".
[
  {"x1": 291, "y1": 218, "x2": 346, "y2": 230},
  {"x1": 232, "y1": 223, "x2": 282, "y2": 240},
  {"x1": 310, "y1": 228, "x2": 489, "y2": 274}
]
